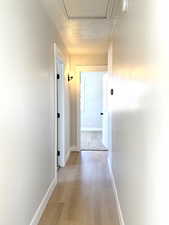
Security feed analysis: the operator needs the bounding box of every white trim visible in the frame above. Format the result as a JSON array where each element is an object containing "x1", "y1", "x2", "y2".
[
  {"x1": 53, "y1": 42, "x2": 59, "y2": 175},
  {"x1": 65, "y1": 149, "x2": 71, "y2": 163},
  {"x1": 59, "y1": 149, "x2": 71, "y2": 167},
  {"x1": 76, "y1": 66, "x2": 107, "y2": 152},
  {"x1": 81, "y1": 128, "x2": 102, "y2": 131},
  {"x1": 70, "y1": 146, "x2": 79, "y2": 152},
  {"x1": 54, "y1": 42, "x2": 66, "y2": 63},
  {"x1": 54, "y1": 42, "x2": 67, "y2": 168},
  {"x1": 107, "y1": 159, "x2": 125, "y2": 225},
  {"x1": 30, "y1": 177, "x2": 57, "y2": 225},
  {"x1": 58, "y1": 63, "x2": 66, "y2": 168}
]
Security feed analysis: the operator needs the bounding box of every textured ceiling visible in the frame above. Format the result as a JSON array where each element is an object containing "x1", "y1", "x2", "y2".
[{"x1": 42, "y1": 0, "x2": 120, "y2": 55}]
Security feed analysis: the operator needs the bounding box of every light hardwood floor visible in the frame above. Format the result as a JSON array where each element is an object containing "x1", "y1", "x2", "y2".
[{"x1": 38, "y1": 151, "x2": 119, "y2": 225}]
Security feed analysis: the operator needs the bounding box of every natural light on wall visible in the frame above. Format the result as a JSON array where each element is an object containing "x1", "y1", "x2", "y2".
[{"x1": 108, "y1": 76, "x2": 150, "y2": 112}]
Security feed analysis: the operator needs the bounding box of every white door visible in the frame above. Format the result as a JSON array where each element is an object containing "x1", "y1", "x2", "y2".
[
  {"x1": 56, "y1": 60, "x2": 65, "y2": 168},
  {"x1": 102, "y1": 73, "x2": 109, "y2": 148}
]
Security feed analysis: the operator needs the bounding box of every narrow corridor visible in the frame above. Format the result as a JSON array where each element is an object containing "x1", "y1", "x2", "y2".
[{"x1": 39, "y1": 152, "x2": 119, "y2": 225}]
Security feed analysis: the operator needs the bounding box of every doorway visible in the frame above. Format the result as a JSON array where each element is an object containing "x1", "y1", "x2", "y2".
[{"x1": 80, "y1": 71, "x2": 108, "y2": 151}]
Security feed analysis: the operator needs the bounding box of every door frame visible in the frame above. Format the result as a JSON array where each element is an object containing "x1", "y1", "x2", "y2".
[
  {"x1": 54, "y1": 43, "x2": 66, "y2": 173},
  {"x1": 76, "y1": 65, "x2": 107, "y2": 151}
]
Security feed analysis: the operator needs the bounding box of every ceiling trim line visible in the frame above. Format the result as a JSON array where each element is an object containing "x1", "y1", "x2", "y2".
[{"x1": 68, "y1": 16, "x2": 108, "y2": 20}]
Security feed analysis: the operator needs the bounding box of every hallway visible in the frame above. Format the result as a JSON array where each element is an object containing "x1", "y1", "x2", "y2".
[
  {"x1": 1, "y1": 1, "x2": 165, "y2": 225},
  {"x1": 39, "y1": 152, "x2": 119, "y2": 225}
]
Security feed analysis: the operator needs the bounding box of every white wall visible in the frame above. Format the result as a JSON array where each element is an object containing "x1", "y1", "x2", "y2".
[
  {"x1": 108, "y1": 0, "x2": 160, "y2": 225},
  {"x1": 81, "y1": 72, "x2": 103, "y2": 130},
  {"x1": 0, "y1": 1, "x2": 68, "y2": 225}
]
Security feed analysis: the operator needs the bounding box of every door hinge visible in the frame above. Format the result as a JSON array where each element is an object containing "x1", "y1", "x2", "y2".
[
  {"x1": 57, "y1": 74, "x2": 60, "y2": 79},
  {"x1": 57, "y1": 150, "x2": 60, "y2": 156},
  {"x1": 57, "y1": 113, "x2": 60, "y2": 118}
]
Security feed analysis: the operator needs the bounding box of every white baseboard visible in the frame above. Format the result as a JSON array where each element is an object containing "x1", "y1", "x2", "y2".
[
  {"x1": 30, "y1": 177, "x2": 57, "y2": 225},
  {"x1": 70, "y1": 146, "x2": 79, "y2": 152},
  {"x1": 107, "y1": 159, "x2": 125, "y2": 225}
]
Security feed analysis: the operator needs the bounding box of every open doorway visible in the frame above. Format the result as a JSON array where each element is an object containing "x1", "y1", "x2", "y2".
[{"x1": 80, "y1": 71, "x2": 108, "y2": 151}]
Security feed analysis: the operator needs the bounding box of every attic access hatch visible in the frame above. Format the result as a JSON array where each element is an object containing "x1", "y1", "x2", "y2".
[{"x1": 63, "y1": 0, "x2": 114, "y2": 19}]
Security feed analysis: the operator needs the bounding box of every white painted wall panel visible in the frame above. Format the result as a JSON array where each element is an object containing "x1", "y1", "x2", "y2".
[
  {"x1": 108, "y1": 0, "x2": 160, "y2": 225},
  {"x1": 0, "y1": 1, "x2": 68, "y2": 225}
]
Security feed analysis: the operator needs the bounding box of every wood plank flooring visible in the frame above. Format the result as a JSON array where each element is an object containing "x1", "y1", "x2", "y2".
[{"x1": 38, "y1": 151, "x2": 119, "y2": 225}]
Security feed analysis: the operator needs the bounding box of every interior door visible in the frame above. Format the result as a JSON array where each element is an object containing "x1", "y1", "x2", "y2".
[
  {"x1": 56, "y1": 61, "x2": 60, "y2": 168},
  {"x1": 102, "y1": 73, "x2": 109, "y2": 148},
  {"x1": 56, "y1": 60, "x2": 65, "y2": 168}
]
